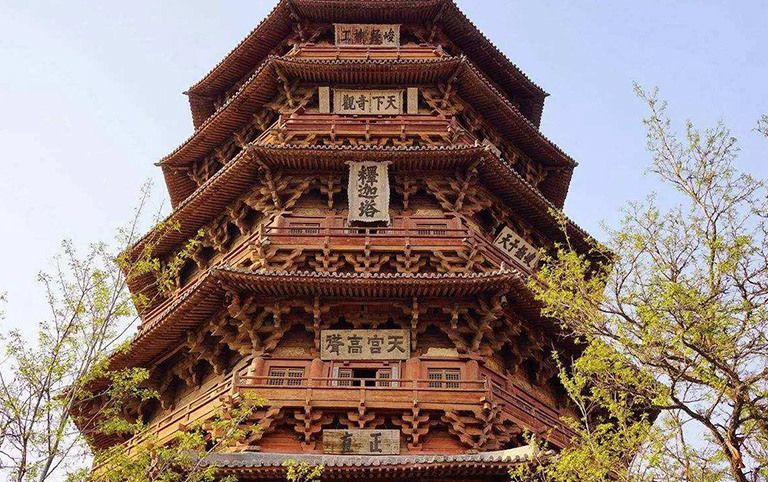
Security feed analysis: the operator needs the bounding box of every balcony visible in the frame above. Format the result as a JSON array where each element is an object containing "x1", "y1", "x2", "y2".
[
  {"x1": 258, "y1": 214, "x2": 522, "y2": 273},
  {"x1": 272, "y1": 113, "x2": 475, "y2": 145},
  {"x1": 119, "y1": 370, "x2": 574, "y2": 458}
]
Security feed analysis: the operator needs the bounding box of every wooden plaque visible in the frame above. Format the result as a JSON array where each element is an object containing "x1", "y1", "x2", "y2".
[
  {"x1": 323, "y1": 429, "x2": 400, "y2": 455},
  {"x1": 334, "y1": 89, "x2": 404, "y2": 115},
  {"x1": 320, "y1": 329, "x2": 410, "y2": 360},
  {"x1": 494, "y1": 225, "x2": 541, "y2": 270},
  {"x1": 335, "y1": 24, "x2": 400, "y2": 47}
]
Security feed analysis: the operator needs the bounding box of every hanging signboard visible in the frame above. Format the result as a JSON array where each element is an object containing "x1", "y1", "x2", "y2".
[
  {"x1": 346, "y1": 161, "x2": 391, "y2": 223},
  {"x1": 321, "y1": 329, "x2": 409, "y2": 360},
  {"x1": 333, "y1": 89, "x2": 404, "y2": 115},
  {"x1": 324, "y1": 429, "x2": 400, "y2": 455},
  {"x1": 493, "y1": 226, "x2": 541, "y2": 271},
  {"x1": 334, "y1": 24, "x2": 400, "y2": 47}
]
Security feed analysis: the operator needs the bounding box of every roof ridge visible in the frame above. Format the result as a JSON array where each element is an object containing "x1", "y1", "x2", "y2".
[{"x1": 215, "y1": 265, "x2": 517, "y2": 279}]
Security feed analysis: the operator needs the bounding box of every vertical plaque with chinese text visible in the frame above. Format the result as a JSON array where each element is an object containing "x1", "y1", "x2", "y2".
[{"x1": 346, "y1": 161, "x2": 391, "y2": 223}]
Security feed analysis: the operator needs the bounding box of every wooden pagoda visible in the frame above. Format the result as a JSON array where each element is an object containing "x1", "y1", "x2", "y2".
[{"x1": 79, "y1": 1, "x2": 598, "y2": 480}]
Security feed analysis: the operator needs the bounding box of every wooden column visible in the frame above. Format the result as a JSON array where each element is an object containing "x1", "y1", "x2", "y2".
[
  {"x1": 466, "y1": 359, "x2": 480, "y2": 380},
  {"x1": 309, "y1": 358, "x2": 325, "y2": 386},
  {"x1": 250, "y1": 357, "x2": 266, "y2": 380}
]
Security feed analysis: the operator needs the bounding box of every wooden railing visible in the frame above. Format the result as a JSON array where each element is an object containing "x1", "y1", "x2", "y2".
[
  {"x1": 487, "y1": 383, "x2": 577, "y2": 448},
  {"x1": 261, "y1": 215, "x2": 519, "y2": 273},
  {"x1": 290, "y1": 44, "x2": 445, "y2": 61},
  {"x1": 97, "y1": 371, "x2": 576, "y2": 471},
  {"x1": 275, "y1": 113, "x2": 472, "y2": 144},
  {"x1": 92, "y1": 371, "x2": 238, "y2": 472},
  {"x1": 238, "y1": 376, "x2": 488, "y2": 412}
]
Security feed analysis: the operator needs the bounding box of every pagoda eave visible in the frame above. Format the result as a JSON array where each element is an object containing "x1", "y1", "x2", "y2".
[
  {"x1": 112, "y1": 268, "x2": 523, "y2": 371},
  {"x1": 162, "y1": 56, "x2": 462, "y2": 173},
  {"x1": 217, "y1": 266, "x2": 520, "y2": 298},
  {"x1": 162, "y1": 56, "x2": 573, "y2": 207},
  {"x1": 202, "y1": 449, "x2": 543, "y2": 480},
  {"x1": 186, "y1": 0, "x2": 546, "y2": 128},
  {"x1": 250, "y1": 143, "x2": 485, "y2": 172},
  {"x1": 148, "y1": 144, "x2": 486, "y2": 266},
  {"x1": 131, "y1": 143, "x2": 591, "y2": 311}
]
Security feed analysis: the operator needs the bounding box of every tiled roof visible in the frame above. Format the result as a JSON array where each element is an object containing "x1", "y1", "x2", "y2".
[
  {"x1": 203, "y1": 447, "x2": 542, "y2": 469},
  {"x1": 186, "y1": 0, "x2": 547, "y2": 128},
  {"x1": 110, "y1": 268, "x2": 524, "y2": 370},
  {"x1": 158, "y1": 56, "x2": 575, "y2": 207}
]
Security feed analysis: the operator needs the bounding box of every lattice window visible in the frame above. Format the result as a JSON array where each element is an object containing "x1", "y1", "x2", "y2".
[
  {"x1": 267, "y1": 367, "x2": 305, "y2": 386},
  {"x1": 333, "y1": 367, "x2": 396, "y2": 387},
  {"x1": 376, "y1": 369, "x2": 392, "y2": 387},
  {"x1": 336, "y1": 368, "x2": 353, "y2": 387},
  {"x1": 428, "y1": 368, "x2": 461, "y2": 389}
]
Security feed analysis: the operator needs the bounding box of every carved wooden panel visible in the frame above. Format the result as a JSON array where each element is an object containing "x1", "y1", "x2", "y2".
[{"x1": 323, "y1": 429, "x2": 400, "y2": 455}]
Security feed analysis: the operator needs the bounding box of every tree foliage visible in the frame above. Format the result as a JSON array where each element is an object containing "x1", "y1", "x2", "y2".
[
  {"x1": 0, "y1": 181, "x2": 259, "y2": 482},
  {"x1": 0, "y1": 182, "x2": 160, "y2": 482},
  {"x1": 520, "y1": 88, "x2": 768, "y2": 482},
  {"x1": 282, "y1": 460, "x2": 324, "y2": 482}
]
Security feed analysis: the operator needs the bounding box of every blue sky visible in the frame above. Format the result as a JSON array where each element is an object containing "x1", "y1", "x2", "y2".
[{"x1": 0, "y1": 0, "x2": 766, "y2": 330}]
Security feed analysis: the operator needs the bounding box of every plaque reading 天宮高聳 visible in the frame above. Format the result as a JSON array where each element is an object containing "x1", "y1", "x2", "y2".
[{"x1": 321, "y1": 329, "x2": 409, "y2": 360}]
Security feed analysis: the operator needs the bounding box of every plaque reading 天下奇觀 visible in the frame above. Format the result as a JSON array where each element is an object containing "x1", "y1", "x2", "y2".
[
  {"x1": 493, "y1": 225, "x2": 541, "y2": 271},
  {"x1": 333, "y1": 89, "x2": 404, "y2": 115},
  {"x1": 320, "y1": 329, "x2": 410, "y2": 360},
  {"x1": 323, "y1": 429, "x2": 400, "y2": 455}
]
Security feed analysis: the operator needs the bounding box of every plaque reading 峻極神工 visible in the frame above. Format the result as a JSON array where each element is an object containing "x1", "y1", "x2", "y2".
[
  {"x1": 334, "y1": 24, "x2": 400, "y2": 47},
  {"x1": 323, "y1": 429, "x2": 400, "y2": 455},
  {"x1": 321, "y1": 329, "x2": 410, "y2": 360},
  {"x1": 334, "y1": 89, "x2": 404, "y2": 115},
  {"x1": 493, "y1": 226, "x2": 541, "y2": 270}
]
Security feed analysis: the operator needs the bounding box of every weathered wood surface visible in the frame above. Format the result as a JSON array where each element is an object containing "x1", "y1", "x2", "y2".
[
  {"x1": 333, "y1": 89, "x2": 404, "y2": 115},
  {"x1": 321, "y1": 329, "x2": 410, "y2": 360},
  {"x1": 493, "y1": 225, "x2": 541, "y2": 270},
  {"x1": 323, "y1": 429, "x2": 400, "y2": 455},
  {"x1": 334, "y1": 24, "x2": 400, "y2": 47}
]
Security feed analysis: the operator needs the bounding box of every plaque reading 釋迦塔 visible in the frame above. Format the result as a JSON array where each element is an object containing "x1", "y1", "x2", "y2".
[
  {"x1": 335, "y1": 24, "x2": 400, "y2": 47},
  {"x1": 346, "y1": 161, "x2": 391, "y2": 223},
  {"x1": 321, "y1": 329, "x2": 409, "y2": 360},
  {"x1": 493, "y1": 226, "x2": 541, "y2": 271},
  {"x1": 323, "y1": 429, "x2": 400, "y2": 455},
  {"x1": 334, "y1": 89, "x2": 403, "y2": 115}
]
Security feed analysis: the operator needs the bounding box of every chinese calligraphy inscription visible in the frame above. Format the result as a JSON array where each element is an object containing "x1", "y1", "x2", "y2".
[
  {"x1": 323, "y1": 429, "x2": 400, "y2": 455},
  {"x1": 334, "y1": 24, "x2": 400, "y2": 47},
  {"x1": 493, "y1": 226, "x2": 541, "y2": 271},
  {"x1": 333, "y1": 89, "x2": 403, "y2": 115},
  {"x1": 321, "y1": 330, "x2": 409, "y2": 360},
  {"x1": 346, "y1": 161, "x2": 391, "y2": 223}
]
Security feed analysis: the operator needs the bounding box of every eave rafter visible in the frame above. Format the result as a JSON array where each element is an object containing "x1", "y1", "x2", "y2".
[
  {"x1": 161, "y1": 56, "x2": 574, "y2": 208},
  {"x1": 110, "y1": 268, "x2": 526, "y2": 371},
  {"x1": 130, "y1": 143, "x2": 590, "y2": 291},
  {"x1": 185, "y1": 0, "x2": 546, "y2": 128}
]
